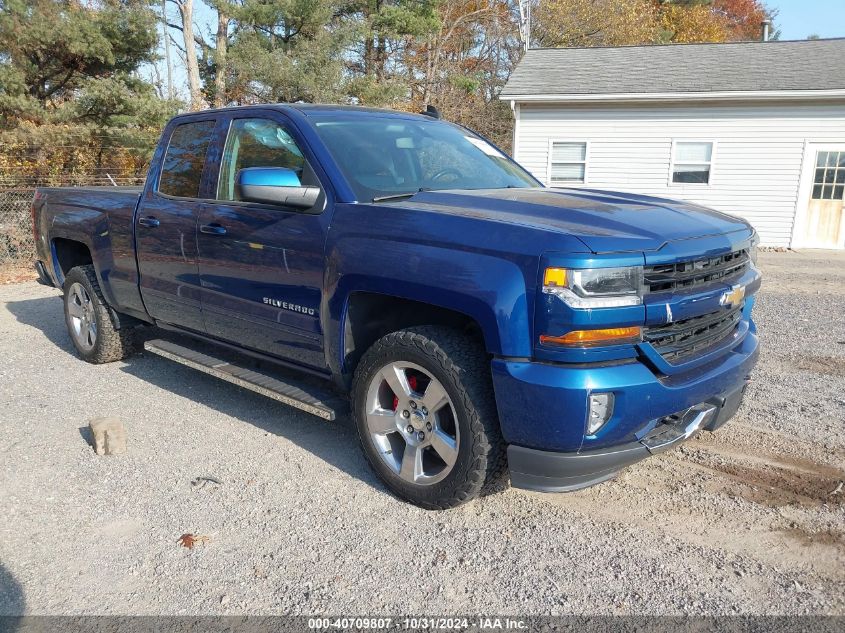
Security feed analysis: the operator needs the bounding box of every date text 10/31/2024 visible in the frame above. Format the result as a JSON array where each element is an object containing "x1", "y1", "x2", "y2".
[{"x1": 307, "y1": 618, "x2": 528, "y2": 630}]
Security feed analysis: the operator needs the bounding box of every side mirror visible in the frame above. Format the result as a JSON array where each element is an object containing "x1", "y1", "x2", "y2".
[{"x1": 236, "y1": 167, "x2": 321, "y2": 210}]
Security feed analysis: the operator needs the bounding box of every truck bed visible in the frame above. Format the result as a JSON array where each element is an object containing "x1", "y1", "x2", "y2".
[{"x1": 33, "y1": 185, "x2": 145, "y2": 314}]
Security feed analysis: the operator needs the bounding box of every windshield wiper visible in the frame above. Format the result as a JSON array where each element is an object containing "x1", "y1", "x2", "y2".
[{"x1": 371, "y1": 188, "x2": 429, "y2": 203}]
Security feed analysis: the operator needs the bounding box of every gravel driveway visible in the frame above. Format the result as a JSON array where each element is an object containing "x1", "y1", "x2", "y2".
[{"x1": 0, "y1": 251, "x2": 843, "y2": 616}]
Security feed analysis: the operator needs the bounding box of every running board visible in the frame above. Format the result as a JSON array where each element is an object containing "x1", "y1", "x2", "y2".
[{"x1": 143, "y1": 338, "x2": 341, "y2": 421}]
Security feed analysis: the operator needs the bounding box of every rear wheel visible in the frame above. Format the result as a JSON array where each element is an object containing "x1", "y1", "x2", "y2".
[
  {"x1": 63, "y1": 265, "x2": 136, "y2": 363},
  {"x1": 351, "y1": 326, "x2": 506, "y2": 509}
]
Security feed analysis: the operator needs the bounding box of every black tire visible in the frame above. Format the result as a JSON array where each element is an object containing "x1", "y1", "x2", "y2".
[
  {"x1": 351, "y1": 326, "x2": 506, "y2": 510},
  {"x1": 63, "y1": 265, "x2": 136, "y2": 364}
]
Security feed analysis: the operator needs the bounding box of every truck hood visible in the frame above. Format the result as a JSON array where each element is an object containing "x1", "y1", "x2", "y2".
[{"x1": 398, "y1": 187, "x2": 751, "y2": 253}]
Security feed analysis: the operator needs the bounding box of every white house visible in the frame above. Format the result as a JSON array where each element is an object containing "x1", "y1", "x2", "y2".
[{"x1": 500, "y1": 39, "x2": 845, "y2": 249}]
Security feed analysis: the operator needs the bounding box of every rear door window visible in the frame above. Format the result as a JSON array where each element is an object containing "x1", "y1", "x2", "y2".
[{"x1": 157, "y1": 120, "x2": 216, "y2": 198}]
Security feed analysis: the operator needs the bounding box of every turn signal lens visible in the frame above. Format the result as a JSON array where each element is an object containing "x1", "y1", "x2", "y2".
[
  {"x1": 543, "y1": 267, "x2": 567, "y2": 287},
  {"x1": 540, "y1": 326, "x2": 642, "y2": 347}
]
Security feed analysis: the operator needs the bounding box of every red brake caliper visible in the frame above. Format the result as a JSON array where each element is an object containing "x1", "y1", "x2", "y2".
[{"x1": 393, "y1": 375, "x2": 418, "y2": 410}]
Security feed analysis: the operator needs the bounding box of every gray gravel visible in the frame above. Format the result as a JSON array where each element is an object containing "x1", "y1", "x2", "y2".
[{"x1": 0, "y1": 251, "x2": 843, "y2": 616}]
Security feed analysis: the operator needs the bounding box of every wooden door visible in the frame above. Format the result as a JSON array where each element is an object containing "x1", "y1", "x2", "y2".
[{"x1": 802, "y1": 149, "x2": 845, "y2": 248}]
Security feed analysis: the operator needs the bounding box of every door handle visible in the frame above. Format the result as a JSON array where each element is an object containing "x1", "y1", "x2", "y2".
[
  {"x1": 200, "y1": 223, "x2": 227, "y2": 235},
  {"x1": 138, "y1": 216, "x2": 160, "y2": 228}
]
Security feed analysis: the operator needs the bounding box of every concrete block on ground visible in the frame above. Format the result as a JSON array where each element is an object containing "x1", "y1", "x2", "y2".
[{"x1": 89, "y1": 417, "x2": 127, "y2": 455}]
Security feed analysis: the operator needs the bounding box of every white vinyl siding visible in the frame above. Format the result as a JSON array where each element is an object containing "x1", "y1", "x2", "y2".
[{"x1": 513, "y1": 102, "x2": 845, "y2": 247}]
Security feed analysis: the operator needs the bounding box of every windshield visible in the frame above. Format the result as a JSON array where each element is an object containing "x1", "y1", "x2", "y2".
[{"x1": 312, "y1": 117, "x2": 540, "y2": 201}]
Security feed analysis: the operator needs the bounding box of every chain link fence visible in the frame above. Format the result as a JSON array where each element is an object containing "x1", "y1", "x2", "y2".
[
  {"x1": 0, "y1": 175, "x2": 144, "y2": 269},
  {"x1": 0, "y1": 188, "x2": 37, "y2": 266}
]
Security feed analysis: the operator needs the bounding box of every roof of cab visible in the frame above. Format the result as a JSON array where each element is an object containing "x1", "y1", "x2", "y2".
[
  {"x1": 285, "y1": 103, "x2": 424, "y2": 118},
  {"x1": 172, "y1": 103, "x2": 429, "y2": 120}
]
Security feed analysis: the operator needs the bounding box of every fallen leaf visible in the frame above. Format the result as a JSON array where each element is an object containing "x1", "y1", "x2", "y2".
[{"x1": 177, "y1": 533, "x2": 210, "y2": 549}]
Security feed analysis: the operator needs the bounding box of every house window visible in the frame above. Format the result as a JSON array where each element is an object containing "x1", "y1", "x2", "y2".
[
  {"x1": 549, "y1": 141, "x2": 587, "y2": 185},
  {"x1": 672, "y1": 141, "x2": 713, "y2": 184},
  {"x1": 812, "y1": 151, "x2": 845, "y2": 200}
]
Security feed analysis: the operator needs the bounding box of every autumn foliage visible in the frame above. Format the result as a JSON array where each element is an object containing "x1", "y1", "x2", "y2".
[{"x1": 534, "y1": 0, "x2": 774, "y2": 48}]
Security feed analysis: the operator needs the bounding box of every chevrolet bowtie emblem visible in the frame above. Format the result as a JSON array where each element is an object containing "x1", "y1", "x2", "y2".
[{"x1": 720, "y1": 284, "x2": 746, "y2": 307}]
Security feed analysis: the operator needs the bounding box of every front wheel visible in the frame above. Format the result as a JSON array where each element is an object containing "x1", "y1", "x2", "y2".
[
  {"x1": 63, "y1": 265, "x2": 136, "y2": 364},
  {"x1": 351, "y1": 326, "x2": 506, "y2": 509}
]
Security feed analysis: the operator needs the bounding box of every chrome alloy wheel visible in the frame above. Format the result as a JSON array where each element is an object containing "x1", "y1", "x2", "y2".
[
  {"x1": 67, "y1": 282, "x2": 97, "y2": 351},
  {"x1": 364, "y1": 361, "x2": 460, "y2": 485}
]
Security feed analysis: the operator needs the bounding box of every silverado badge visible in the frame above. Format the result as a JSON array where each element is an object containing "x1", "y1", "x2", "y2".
[{"x1": 263, "y1": 297, "x2": 316, "y2": 316}]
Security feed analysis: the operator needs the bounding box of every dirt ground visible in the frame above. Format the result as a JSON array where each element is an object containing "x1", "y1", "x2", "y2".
[
  {"x1": 0, "y1": 250, "x2": 843, "y2": 616},
  {"x1": 0, "y1": 263, "x2": 35, "y2": 286}
]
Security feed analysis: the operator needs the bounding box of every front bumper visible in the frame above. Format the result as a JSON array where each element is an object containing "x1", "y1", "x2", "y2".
[
  {"x1": 492, "y1": 322, "x2": 758, "y2": 492},
  {"x1": 507, "y1": 383, "x2": 746, "y2": 492}
]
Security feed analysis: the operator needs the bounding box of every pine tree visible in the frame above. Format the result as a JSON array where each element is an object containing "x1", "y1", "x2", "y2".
[{"x1": 0, "y1": 0, "x2": 177, "y2": 182}]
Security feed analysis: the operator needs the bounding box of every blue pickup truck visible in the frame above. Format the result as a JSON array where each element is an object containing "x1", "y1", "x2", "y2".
[{"x1": 32, "y1": 104, "x2": 760, "y2": 509}]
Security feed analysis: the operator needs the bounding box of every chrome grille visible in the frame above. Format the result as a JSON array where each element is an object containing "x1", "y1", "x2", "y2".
[
  {"x1": 644, "y1": 304, "x2": 743, "y2": 363},
  {"x1": 644, "y1": 249, "x2": 749, "y2": 294}
]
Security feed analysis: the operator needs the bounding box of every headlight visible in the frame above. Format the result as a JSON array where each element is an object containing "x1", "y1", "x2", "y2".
[
  {"x1": 749, "y1": 233, "x2": 759, "y2": 267},
  {"x1": 543, "y1": 266, "x2": 643, "y2": 308}
]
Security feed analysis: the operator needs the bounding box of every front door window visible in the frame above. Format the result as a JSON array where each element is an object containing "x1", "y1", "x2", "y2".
[{"x1": 217, "y1": 118, "x2": 312, "y2": 201}]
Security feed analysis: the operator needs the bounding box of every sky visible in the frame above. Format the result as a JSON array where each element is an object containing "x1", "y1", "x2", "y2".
[
  {"x1": 150, "y1": 0, "x2": 845, "y2": 100},
  {"x1": 771, "y1": 0, "x2": 845, "y2": 40}
]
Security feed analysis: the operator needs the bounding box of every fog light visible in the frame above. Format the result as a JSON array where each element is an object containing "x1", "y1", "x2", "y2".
[{"x1": 587, "y1": 393, "x2": 614, "y2": 434}]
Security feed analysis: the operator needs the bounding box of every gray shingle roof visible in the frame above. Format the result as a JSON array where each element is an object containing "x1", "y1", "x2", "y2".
[{"x1": 501, "y1": 38, "x2": 845, "y2": 98}]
